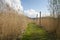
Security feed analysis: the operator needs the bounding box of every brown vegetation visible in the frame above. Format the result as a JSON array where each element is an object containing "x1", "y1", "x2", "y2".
[
  {"x1": 40, "y1": 17, "x2": 58, "y2": 32},
  {"x1": 33, "y1": 17, "x2": 60, "y2": 38},
  {"x1": 0, "y1": 10, "x2": 29, "y2": 39},
  {"x1": 0, "y1": 10, "x2": 60, "y2": 39},
  {"x1": 31, "y1": 17, "x2": 57, "y2": 32}
]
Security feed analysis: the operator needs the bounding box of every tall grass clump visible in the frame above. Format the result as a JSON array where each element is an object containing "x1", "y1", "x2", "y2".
[{"x1": 0, "y1": 10, "x2": 27, "y2": 40}]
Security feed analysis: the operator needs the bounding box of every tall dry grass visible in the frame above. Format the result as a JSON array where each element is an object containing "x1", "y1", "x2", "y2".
[
  {"x1": 0, "y1": 10, "x2": 28, "y2": 39},
  {"x1": 33, "y1": 17, "x2": 58, "y2": 32},
  {"x1": 40, "y1": 17, "x2": 58, "y2": 32},
  {"x1": 34, "y1": 17, "x2": 60, "y2": 38}
]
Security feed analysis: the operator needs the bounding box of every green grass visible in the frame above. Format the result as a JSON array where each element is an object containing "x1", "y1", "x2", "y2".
[
  {"x1": 22, "y1": 22, "x2": 52, "y2": 40},
  {"x1": 24, "y1": 23, "x2": 47, "y2": 35}
]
